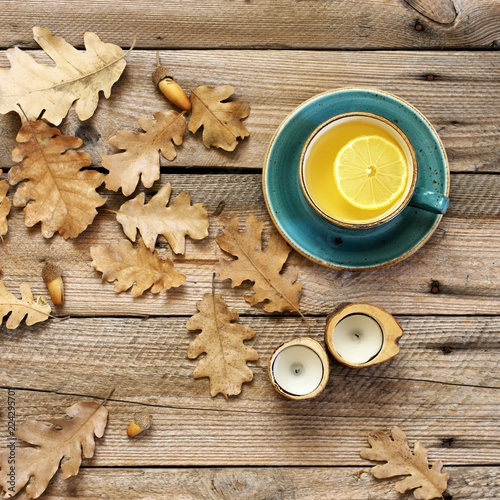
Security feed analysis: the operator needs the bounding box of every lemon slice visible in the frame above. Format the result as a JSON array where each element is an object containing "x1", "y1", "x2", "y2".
[{"x1": 334, "y1": 135, "x2": 408, "y2": 210}]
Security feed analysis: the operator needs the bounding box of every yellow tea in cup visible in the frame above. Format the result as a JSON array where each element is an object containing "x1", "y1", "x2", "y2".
[{"x1": 300, "y1": 113, "x2": 416, "y2": 227}]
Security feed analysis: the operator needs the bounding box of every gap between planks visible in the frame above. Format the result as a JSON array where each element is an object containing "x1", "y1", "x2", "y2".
[{"x1": 3, "y1": 46, "x2": 500, "y2": 52}]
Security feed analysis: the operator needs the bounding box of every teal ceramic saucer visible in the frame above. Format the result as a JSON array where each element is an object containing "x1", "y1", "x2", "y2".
[{"x1": 262, "y1": 88, "x2": 450, "y2": 271}]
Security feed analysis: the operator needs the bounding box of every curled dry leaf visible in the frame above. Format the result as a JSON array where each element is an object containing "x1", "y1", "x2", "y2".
[
  {"x1": 0, "y1": 401, "x2": 108, "y2": 499},
  {"x1": 0, "y1": 27, "x2": 127, "y2": 125},
  {"x1": 187, "y1": 291, "x2": 258, "y2": 397},
  {"x1": 188, "y1": 85, "x2": 250, "y2": 151},
  {"x1": 360, "y1": 426, "x2": 449, "y2": 500},
  {"x1": 117, "y1": 182, "x2": 209, "y2": 254},
  {"x1": 8, "y1": 120, "x2": 106, "y2": 239},
  {"x1": 0, "y1": 169, "x2": 10, "y2": 237},
  {"x1": 103, "y1": 110, "x2": 186, "y2": 196},
  {"x1": 0, "y1": 280, "x2": 51, "y2": 329},
  {"x1": 215, "y1": 215, "x2": 303, "y2": 316},
  {"x1": 90, "y1": 238, "x2": 185, "y2": 297}
]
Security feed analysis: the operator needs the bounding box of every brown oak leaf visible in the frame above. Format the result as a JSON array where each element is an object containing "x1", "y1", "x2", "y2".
[
  {"x1": 116, "y1": 182, "x2": 209, "y2": 254},
  {"x1": 8, "y1": 120, "x2": 106, "y2": 239},
  {"x1": 0, "y1": 169, "x2": 10, "y2": 237},
  {"x1": 103, "y1": 110, "x2": 186, "y2": 196},
  {"x1": 215, "y1": 215, "x2": 303, "y2": 316},
  {"x1": 0, "y1": 27, "x2": 127, "y2": 126},
  {"x1": 90, "y1": 238, "x2": 185, "y2": 297},
  {"x1": 188, "y1": 85, "x2": 250, "y2": 151},
  {"x1": 0, "y1": 401, "x2": 107, "y2": 499},
  {"x1": 360, "y1": 426, "x2": 449, "y2": 500},
  {"x1": 187, "y1": 290, "x2": 258, "y2": 397},
  {"x1": 0, "y1": 280, "x2": 51, "y2": 329}
]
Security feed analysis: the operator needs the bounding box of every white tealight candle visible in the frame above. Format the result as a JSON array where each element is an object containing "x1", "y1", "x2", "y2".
[
  {"x1": 332, "y1": 314, "x2": 383, "y2": 365},
  {"x1": 325, "y1": 303, "x2": 404, "y2": 368},
  {"x1": 272, "y1": 345, "x2": 324, "y2": 396}
]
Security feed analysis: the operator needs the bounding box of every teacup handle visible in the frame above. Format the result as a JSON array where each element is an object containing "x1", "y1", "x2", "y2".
[{"x1": 409, "y1": 187, "x2": 449, "y2": 214}]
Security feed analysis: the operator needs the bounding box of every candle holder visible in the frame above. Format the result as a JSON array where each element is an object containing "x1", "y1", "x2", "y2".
[
  {"x1": 268, "y1": 337, "x2": 330, "y2": 400},
  {"x1": 325, "y1": 303, "x2": 404, "y2": 368}
]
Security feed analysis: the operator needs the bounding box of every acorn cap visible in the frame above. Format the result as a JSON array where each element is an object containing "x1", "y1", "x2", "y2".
[
  {"x1": 134, "y1": 411, "x2": 152, "y2": 430},
  {"x1": 127, "y1": 411, "x2": 152, "y2": 437},
  {"x1": 152, "y1": 66, "x2": 173, "y2": 87},
  {"x1": 42, "y1": 262, "x2": 62, "y2": 283}
]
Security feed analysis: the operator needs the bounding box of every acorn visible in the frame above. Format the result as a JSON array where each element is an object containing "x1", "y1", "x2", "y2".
[
  {"x1": 152, "y1": 53, "x2": 191, "y2": 111},
  {"x1": 127, "y1": 411, "x2": 152, "y2": 438},
  {"x1": 41, "y1": 261, "x2": 64, "y2": 306}
]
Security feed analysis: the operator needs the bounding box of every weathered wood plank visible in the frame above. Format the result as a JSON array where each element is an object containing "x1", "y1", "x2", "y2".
[
  {"x1": 1, "y1": 386, "x2": 498, "y2": 467},
  {"x1": 1, "y1": 173, "x2": 498, "y2": 316},
  {"x1": 0, "y1": 51, "x2": 498, "y2": 172},
  {"x1": 18, "y1": 466, "x2": 500, "y2": 500},
  {"x1": 0, "y1": 2, "x2": 497, "y2": 498},
  {"x1": 0, "y1": 0, "x2": 498, "y2": 49},
  {"x1": 0, "y1": 316, "x2": 498, "y2": 466},
  {"x1": 2, "y1": 315, "x2": 498, "y2": 405}
]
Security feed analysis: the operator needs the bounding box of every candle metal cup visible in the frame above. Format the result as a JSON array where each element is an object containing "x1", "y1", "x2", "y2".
[
  {"x1": 325, "y1": 303, "x2": 404, "y2": 368},
  {"x1": 268, "y1": 337, "x2": 330, "y2": 400}
]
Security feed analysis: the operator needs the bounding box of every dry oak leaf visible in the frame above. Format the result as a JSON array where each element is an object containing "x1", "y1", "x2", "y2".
[
  {"x1": 8, "y1": 120, "x2": 106, "y2": 239},
  {"x1": 0, "y1": 280, "x2": 51, "y2": 329},
  {"x1": 188, "y1": 85, "x2": 250, "y2": 151},
  {"x1": 117, "y1": 182, "x2": 209, "y2": 254},
  {"x1": 0, "y1": 401, "x2": 107, "y2": 499},
  {"x1": 215, "y1": 215, "x2": 303, "y2": 316},
  {"x1": 0, "y1": 27, "x2": 127, "y2": 126},
  {"x1": 0, "y1": 170, "x2": 10, "y2": 237},
  {"x1": 187, "y1": 291, "x2": 258, "y2": 397},
  {"x1": 90, "y1": 238, "x2": 185, "y2": 297},
  {"x1": 103, "y1": 110, "x2": 186, "y2": 196},
  {"x1": 360, "y1": 426, "x2": 449, "y2": 500}
]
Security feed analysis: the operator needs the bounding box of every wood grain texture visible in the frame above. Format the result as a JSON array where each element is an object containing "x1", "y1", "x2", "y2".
[
  {"x1": 2, "y1": 315, "x2": 498, "y2": 405},
  {"x1": 0, "y1": 51, "x2": 498, "y2": 172},
  {"x1": 404, "y1": 0, "x2": 457, "y2": 24},
  {"x1": 0, "y1": 1, "x2": 497, "y2": 497},
  {"x1": 0, "y1": 0, "x2": 498, "y2": 49},
  {"x1": 1, "y1": 173, "x2": 498, "y2": 316},
  {"x1": 1, "y1": 386, "x2": 498, "y2": 467},
  {"x1": 0, "y1": 316, "x2": 498, "y2": 466},
  {"x1": 16, "y1": 466, "x2": 500, "y2": 500}
]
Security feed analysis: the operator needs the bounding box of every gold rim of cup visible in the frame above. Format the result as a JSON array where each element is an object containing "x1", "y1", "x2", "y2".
[{"x1": 298, "y1": 111, "x2": 418, "y2": 229}]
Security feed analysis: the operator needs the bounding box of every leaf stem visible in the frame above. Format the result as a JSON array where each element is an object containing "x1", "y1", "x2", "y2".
[
  {"x1": 96, "y1": 387, "x2": 116, "y2": 409},
  {"x1": 0, "y1": 301, "x2": 51, "y2": 318},
  {"x1": 17, "y1": 104, "x2": 52, "y2": 173}
]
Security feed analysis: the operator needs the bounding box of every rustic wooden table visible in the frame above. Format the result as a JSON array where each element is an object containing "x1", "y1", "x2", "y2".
[{"x1": 0, "y1": 1, "x2": 499, "y2": 498}]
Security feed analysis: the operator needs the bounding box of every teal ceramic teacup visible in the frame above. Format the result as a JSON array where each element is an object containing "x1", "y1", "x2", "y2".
[
  {"x1": 262, "y1": 87, "x2": 451, "y2": 271},
  {"x1": 299, "y1": 110, "x2": 449, "y2": 229}
]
